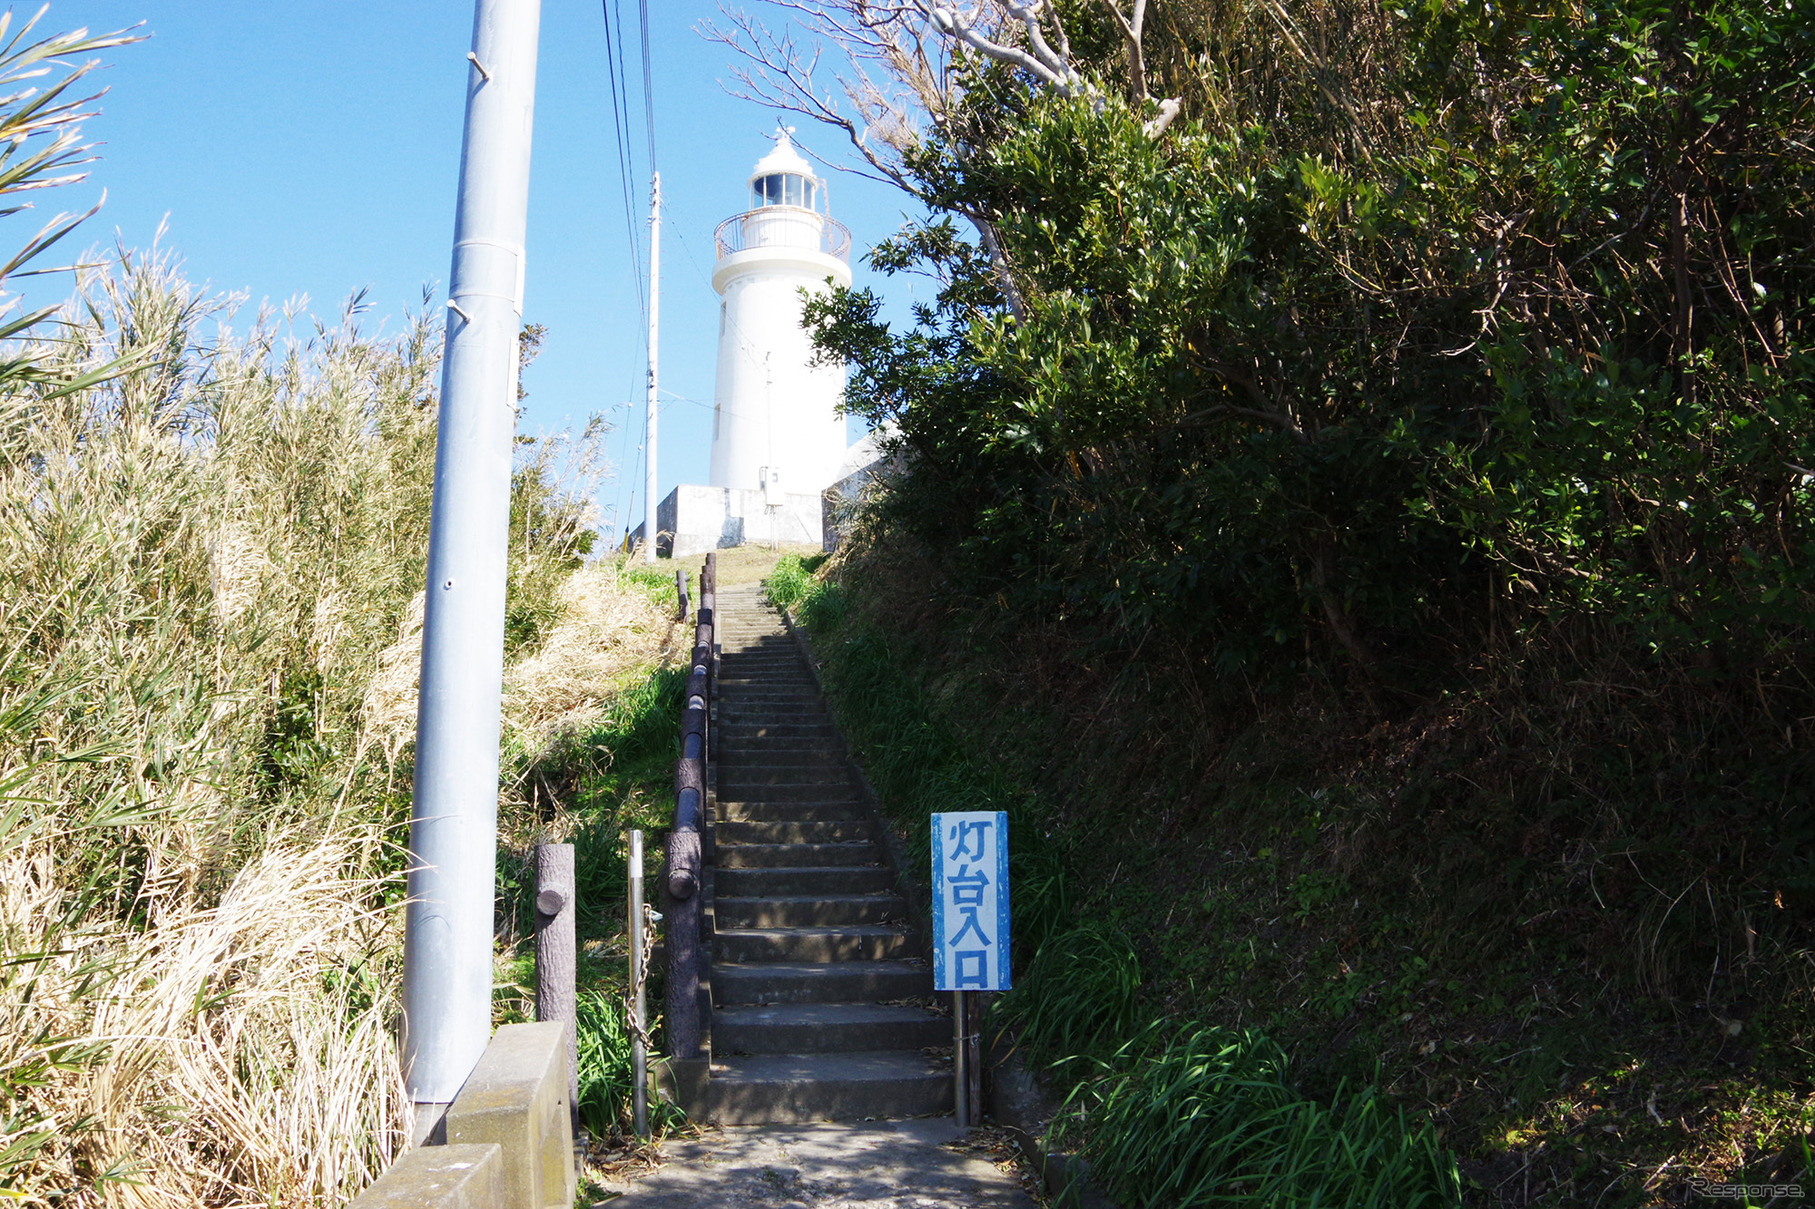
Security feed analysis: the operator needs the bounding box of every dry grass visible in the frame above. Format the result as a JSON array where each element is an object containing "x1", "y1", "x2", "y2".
[
  {"x1": 0, "y1": 245, "x2": 620, "y2": 1204},
  {"x1": 502, "y1": 563, "x2": 682, "y2": 747},
  {"x1": 71, "y1": 834, "x2": 408, "y2": 1207}
]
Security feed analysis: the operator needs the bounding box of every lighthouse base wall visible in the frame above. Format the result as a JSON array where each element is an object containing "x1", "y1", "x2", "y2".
[{"x1": 654, "y1": 484, "x2": 824, "y2": 558}]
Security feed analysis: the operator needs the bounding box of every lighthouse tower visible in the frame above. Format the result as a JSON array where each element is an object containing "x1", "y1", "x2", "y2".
[{"x1": 707, "y1": 131, "x2": 852, "y2": 496}]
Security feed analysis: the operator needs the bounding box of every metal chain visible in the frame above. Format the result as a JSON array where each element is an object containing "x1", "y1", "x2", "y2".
[{"x1": 624, "y1": 901, "x2": 661, "y2": 1051}]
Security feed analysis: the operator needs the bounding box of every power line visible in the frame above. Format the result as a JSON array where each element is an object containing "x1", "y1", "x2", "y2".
[
  {"x1": 600, "y1": 0, "x2": 647, "y2": 323},
  {"x1": 636, "y1": 0, "x2": 656, "y2": 169}
]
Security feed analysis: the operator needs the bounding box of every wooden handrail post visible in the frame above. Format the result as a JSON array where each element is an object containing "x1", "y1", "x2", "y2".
[{"x1": 533, "y1": 842, "x2": 577, "y2": 1133}]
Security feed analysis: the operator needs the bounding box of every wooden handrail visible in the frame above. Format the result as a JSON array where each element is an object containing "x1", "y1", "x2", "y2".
[{"x1": 665, "y1": 551, "x2": 715, "y2": 1061}]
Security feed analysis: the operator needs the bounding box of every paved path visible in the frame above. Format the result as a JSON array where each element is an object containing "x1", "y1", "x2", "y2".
[{"x1": 592, "y1": 1120, "x2": 1041, "y2": 1208}]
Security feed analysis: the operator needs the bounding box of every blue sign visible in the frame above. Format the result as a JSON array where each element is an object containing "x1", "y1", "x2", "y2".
[{"x1": 932, "y1": 811, "x2": 1011, "y2": 992}]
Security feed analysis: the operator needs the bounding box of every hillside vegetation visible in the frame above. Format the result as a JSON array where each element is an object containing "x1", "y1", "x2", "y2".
[
  {"x1": 0, "y1": 19, "x2": 677, "y2": 1203},
  {"x1": 779, "y1": 0, "x2": 1815, "y2": 1202}
]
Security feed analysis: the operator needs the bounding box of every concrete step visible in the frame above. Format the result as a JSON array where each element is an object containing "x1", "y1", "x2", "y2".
[
  {"x1": 715, "y1": 797, "x2": 866, "y2": 817},
  {"x1": 717, "y1": 818, "x2": 873, "y2": 844},
  {"x1": 717, "y1": 757, "x2": 847, "y2": 775},
  {"x1": 719, "y1": 686, "x2": 819, "y2": 698},
  {"x1": 714, "y1": 782, "x2": 860, "y2": 804},
  {"x1": 721, "y1": 699, "x2": 824, "y2": 713},
  {"x1": 717, "y1": 747, "x2": 845, "y2": 767},
  {"x1": 715, "y1": 924, "x2": 914, "y2": 963},
  {"x1": 714, "y1": 1003, "x2": 950, "y2": 1055},
  {"x1": 719, "y1": 714, "x2": 833, "y2": 730},
  {"x1": 716, "y1": 893, "x2": 904, "y2": 928},
  {"x1": 716, "y1": 865, "x2": 896, "y2": 897},
  {"x1": 717, "y1": 672, "x2": 816, "y2": 684},
  {"x1": 718, "y1": 722, "x2": 837, "y2": 740},
  {"x1": 717, "y1": 674, "x2": 808, "y2": 685},
  {"x1": 719, "y1": 703, "x2": 830, "y2": 719},
  {"x1": 718, "y1": 801, "x2": 866, "y2": 823},
  {"x1": 714, "y1": 960, "x2": 933, "y2": 1005},
  {"x1": 706, "y1": 1051, "x2": 952, "y2": 1124},
  {"x1": 716, "y1": 841, "x2": 879, "y2": 868},
  {"x1": 718, "y1": 767, "x2": 851, "y2": 789}
]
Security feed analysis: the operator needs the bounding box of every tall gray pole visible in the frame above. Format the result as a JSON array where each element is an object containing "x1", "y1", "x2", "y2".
[
  {"x1": 403, "y1": 0, "x2": 542, "y2": 1131},
  {"x1": 642, "y1": 171, "x2": 661, "y2": 563}
]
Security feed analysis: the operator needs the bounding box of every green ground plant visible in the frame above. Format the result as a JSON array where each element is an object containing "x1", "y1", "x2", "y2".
[
  {"x1": 767, "y1": 553, "x2": 1464, "y2": 1206},
  {"x1": 1076, "y1": 1026, "x2": 1462, "y2": 1208},
  {"x1": 491, "y1": 580, "x2": 689, "y2": 1146}
]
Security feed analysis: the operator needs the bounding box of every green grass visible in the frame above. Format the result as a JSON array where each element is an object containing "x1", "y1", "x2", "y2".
[
  {"x1": 1075, "y1": 1026, "x2": 1462, "y2": 1208},
  {"x1": 497, "y1": 648, "x2": 688, "y2": 1141},
  {"x1": 575, "y1": 987, "x2": 685, "y2": 1138},
  {"x1": 765, "y1": 553, "x2": 1463, "y2": 1207}
]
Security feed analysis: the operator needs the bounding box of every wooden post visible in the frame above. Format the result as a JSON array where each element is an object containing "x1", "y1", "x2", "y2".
[
  {"x1": 533, "y1": 843, "x2": 577, "y2": 1131},
  {"x1": 676, "y1": 568, "x2": 689, "y2": 621}
]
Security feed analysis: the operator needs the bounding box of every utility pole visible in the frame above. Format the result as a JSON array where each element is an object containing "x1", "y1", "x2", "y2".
[
  {"x1": 643, "y1": 171, "x2": 662, "y2": 563},
  {"x1": 402, "y1": 0, "x2": 542, "y2": 1140}
]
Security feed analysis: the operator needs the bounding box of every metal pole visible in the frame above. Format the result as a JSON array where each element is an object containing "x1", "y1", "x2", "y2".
[
  {"x1": 402, "y1": 0, "x2": 543, "y2": 1131},
  {"x1": 953, "y1": 990, "x2": 969, "y2": 1127},
  {"x1": 629, "y1": 830, "x2": 649, "y2": 1138},
  {"x1": 965, "y1": 992, "x2": 983, "y2": 1123},
  {"x1": 642, "y1": 172, "x2": 662, "y2": 563},
  {"x1": 952, "y1": 990, "x2": 982, "y2": 1126}
]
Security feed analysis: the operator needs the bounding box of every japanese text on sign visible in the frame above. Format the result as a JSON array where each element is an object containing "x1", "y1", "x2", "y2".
[{"x1": 931, "y1": 811, "x2": 1011, "y2": 992}]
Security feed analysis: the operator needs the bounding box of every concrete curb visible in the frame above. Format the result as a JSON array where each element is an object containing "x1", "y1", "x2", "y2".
[
  {"x1": 778, "y1": 603, "x2": 1122, "y2": 1209},
  {"x1": 349, "y1": 1144, "x2": 505, "y2": 1209},
  {"x1": 352, "y1": 1022, "x2": 576, "y2": 1209}
]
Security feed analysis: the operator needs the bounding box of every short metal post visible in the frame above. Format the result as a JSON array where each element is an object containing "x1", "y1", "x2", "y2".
[
  {"x1": 629, "y1": 830, "x2": 649, "y2": 1138},
  {"x1": 534, "y1": 843, "x2": 577, "y2": 1131}
]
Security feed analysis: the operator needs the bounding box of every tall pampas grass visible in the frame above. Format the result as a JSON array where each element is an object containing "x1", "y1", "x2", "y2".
[
  {"x1": 0, "y1": 247, "x2": 445, "y2": 1204},
  {"x1": 0, "y1": 18, "x2": 641, "y2": 1203}
]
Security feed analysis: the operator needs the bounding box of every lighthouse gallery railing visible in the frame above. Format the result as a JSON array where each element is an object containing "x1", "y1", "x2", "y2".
[{"x1": 714, "y1": 208, "x2": 852, "y2": 262}]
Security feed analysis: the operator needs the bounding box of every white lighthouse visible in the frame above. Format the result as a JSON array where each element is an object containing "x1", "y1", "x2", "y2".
[
  {"x1": 648, "y1": 131, "x2": 858, "y2": 557},
  {"x1": 708, "y1": 131, "x2": 852, "y2": 496}
]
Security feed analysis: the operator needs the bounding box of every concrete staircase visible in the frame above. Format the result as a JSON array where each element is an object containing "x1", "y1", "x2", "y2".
[{"x1": 703, "y1": 581, "x2": 951, "y2": 1124}]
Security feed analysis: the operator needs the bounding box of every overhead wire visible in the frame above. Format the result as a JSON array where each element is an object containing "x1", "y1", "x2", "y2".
[
  {"x1": 636, "y1": 0, "x2": 656, "y2": 167},
  {"x1": 600, "y1": 0, "x2": 647, "y2": 323},
  {"x1": 600, "y1": 0, "x2": 660, "y2": 544}
]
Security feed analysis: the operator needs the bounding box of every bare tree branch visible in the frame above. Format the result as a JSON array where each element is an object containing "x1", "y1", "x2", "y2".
[
  {"x1": 701, "y1": 0, "x2": 1171, "y2": 321},
  {"x1": 1098, "y1": 0, "x2": 1147, "y2": 101}
]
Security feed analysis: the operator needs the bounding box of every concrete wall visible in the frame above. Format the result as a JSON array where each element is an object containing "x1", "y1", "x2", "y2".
[
  {"x1": 821, "y1": 446, "x2": 903, "y2": 554},
  {"x1": 657, "y1": 484, "x2": 823, "y2": 558}
]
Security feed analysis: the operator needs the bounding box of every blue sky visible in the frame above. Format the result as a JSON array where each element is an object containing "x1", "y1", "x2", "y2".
[{"x1": 30, "y1": 2, "x2": 923, "y2": 545}]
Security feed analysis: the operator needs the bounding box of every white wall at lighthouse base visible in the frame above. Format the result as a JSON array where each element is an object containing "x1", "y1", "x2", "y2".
[{"x1": 645, "y1": 483, "x2": 824, "y2": 559}]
